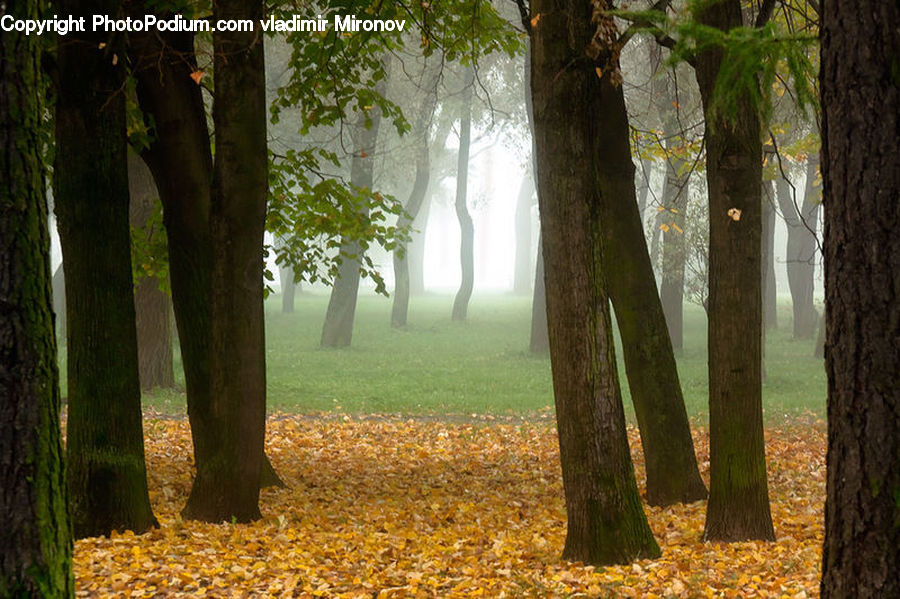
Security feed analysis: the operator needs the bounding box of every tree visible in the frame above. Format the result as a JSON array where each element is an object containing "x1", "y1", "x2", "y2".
[
  {"x1": 55, "y1": 0, "x2": 157, "y2": 538},
  {"x1": 0, "y1": 0, "x2": 73, "y2": 589},
  {"x1": 529, "y1": 0, "x2": 660, "y2": 565},
  {"x1": 820, "y1": 0, "x2": 900, "y2": 595},
  {"x1": 181, "y1": 0, "x2": 269, "y2": 522},
  {"x1": 128, "y1": 152, "x2": 175, "y2": 391},
  {"x1": 451, "y1": 67, "x2": 476, "y2": 322},
  {"x1": 693, "y1": 0, "x2": 775, "y2": 541}
]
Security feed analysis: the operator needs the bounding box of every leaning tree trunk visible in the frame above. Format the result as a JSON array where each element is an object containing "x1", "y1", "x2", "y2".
[
  {"x1": 530, "y1": 0, "x2": 660, "y2": 566},
  {"x1": 0, "y1": 1, "x2": 74, "y2": 590},
  {"x1": 55, "y1": 0, "x2": 157, "y2": 539},
  {"x1": 130, "y1": 20, "x2": 283, "y2": 494},
  {"x1": 321, "y1": 79, "x2": 386, "y2": 346},
  {"x1": 776, "y1": 160, "x2": 820, "y2": 339},
  {"x1": 128, "y1": 151, "x2": 175, "y2": 390},
  {"x1": 182, "y1": 0, "x2": 269, "y2": 523},
  {"x1": 695, "y1": 0, "x2": 774, "y2": 542},
  {"x1": 594, "y1": 76, "x2": 707, "y2": 507},
  {"x1": 820, "y1": 1, "x2": 900, "y2": 596},
  {"x1": 451, "y1": 67, "x2": 476, "y2": 322}
]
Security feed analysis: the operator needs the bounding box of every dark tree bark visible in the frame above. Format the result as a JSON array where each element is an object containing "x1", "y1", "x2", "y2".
[
  {"x1": 775, "y1": 160, "x2": 820, "y2": 339},
  {"x1": 531, "y1": 0, "x2": 660, "y2": 565},
  {"x1": 529, "y1": 242, "x2": 549, "y2": 354},
  {"x1": 513, "y1": 175, "x2": 535, "y2": 295},
  {"x1": 820, "y1": 1, "x2": 900, "y2": 595},
  {"x1": 594, "y1": 77, "x2": 707, "y2": 507},
  {"x1": 180, "y1": 0, "x2": 269, "y2": 523},
  {"x1": 694, "y1": 0, "x2": 774, "y2": 542},
  {"x1": 0, "y1": 0, "x2": 74, "y2": 590},
  {"x1": 128, "y1": 152, "x2": 175, "y2": 391},
  {"x1": 55, "y1": 0, "x2": 157, "y2": 539},
  {"x1": 451, "y1": 67, "x2": 476, "y2": 322},
  {"x1": 321, "y1": 85, "x2": 385, "y2": 346},
  {"x1": 762, "y1": 181, "x2": 778, "y2": 330},
  {"x1": 129, "y1": 19, "x2": 283, "y2": 496}
]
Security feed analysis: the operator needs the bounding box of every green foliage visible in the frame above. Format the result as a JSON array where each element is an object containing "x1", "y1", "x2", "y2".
[{"x1": 130, "y1": 200, "x2": 170, "y2": 293}]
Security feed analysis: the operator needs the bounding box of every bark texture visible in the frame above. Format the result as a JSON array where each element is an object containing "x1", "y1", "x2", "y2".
[
  {"x1": 820, "y1": 0, "x2": 900, "y2": 595},
  {"x1": 55, "y1": 0, "x2": 157, "y2": 538},
  {"x1": 531, "y1": 0, "x2": 659, "y2": 565},
  {"x1": 694, "y1": 0, "x2": 774, "y2": 542},
  {"x1": 182, "y1": 0, "x2": 269, "y2": 522},
  {"x1": 0, "y1": 0, "x2": 74, "y2": 590},
  {"x1": 451, "y1": 68, "x2": 475, "y2": 322},
  {"x1": 128, "y1": 152, "x2": 175, "y2": 391}
]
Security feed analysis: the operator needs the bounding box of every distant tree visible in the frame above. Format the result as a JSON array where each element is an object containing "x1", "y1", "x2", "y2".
[
  {"x1": 761, "y1": 179, "x2": 778, "y2": 330},
  {"x1": 55, "y1": 0, "x2": 157, "y2": 538},
  {"x1": 529, "y1": 243, "x2": 549, "y2": 354},
  {"x1": 820, "y1": 0, "x2": 900, "y2": 596},
  {"x1": 528, "y1": 0, "x2": 660, "y2": 565},
  {"x1": 0, "y1": 0, "x2": 73, "y2": 590},
  {"x1": 451, "y1": 67, "x2": 476, "y2": 322}
]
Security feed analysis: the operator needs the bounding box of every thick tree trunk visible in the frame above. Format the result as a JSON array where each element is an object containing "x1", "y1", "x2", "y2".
[
  {"x1": 762, "y1": 181, "x2": 778, "y2": 330},
  {"x1": 776, "y1": 161, "x2": 820, "y2": 339},
  {"x1": 513, "y1": 175, "x2": 535, "y2": 295},
  {"x1": 531, "y1": 0, "x2": 659, "y2": 565},
  {"x1": 130, "y1": 21, "x2": 283, "y2": 496},
  {"x1": 55, "y1": 0, "x2": 157, "y2": 539},
  {"x1": 0, "y1": 2, "x2": 74, "y2": 590},
  {"x1": 451, "y1": 68, "x2": 475, "y2": 322},
  {"x1": 128, "y1": 152, "x2": 175, "y2": 390},
  {"x1": 820, "y1": 1, "x2": 900, "y2": 595},
  {"x1": 695, "y1": 0, "x2": 774, "y2": 542},
  {"x1": 181, "y1": 0, "x2": 269, "y2": 523},
  {"x1": 594, "y1": 78, "x2": 707, "y2": 507},
  {"x1": 322, "y1": 82, "x2": 385, "y2": 346}
]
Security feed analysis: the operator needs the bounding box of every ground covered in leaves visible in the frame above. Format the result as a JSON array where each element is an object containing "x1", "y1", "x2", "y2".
[{"x1": 75, "y1": 414, "x2": 825, "y2": 597}]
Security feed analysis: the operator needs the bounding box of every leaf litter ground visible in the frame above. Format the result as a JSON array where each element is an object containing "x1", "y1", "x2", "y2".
[{"x1": 75, "y1": 413, "x2": 825, "y2": 598}]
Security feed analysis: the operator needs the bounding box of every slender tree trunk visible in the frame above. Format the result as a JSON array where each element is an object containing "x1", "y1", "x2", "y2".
[
  {"x1": 322, "y1": 73, "x2": 386, "y2": 346},
  {"x1": 658, "y1": 145, "x2": 690, "y2": 350},
  {"x1": 513, "y1": 175, "x2": 535, "y2": 294},
  {"x1": 695, "y1": 0, "x2": 774, "y2": 542},
  {"x1": 820, "y1": 1, "x2": 900, "y2": 595},
  {"x1": 531, "y1": 0, "x2": 660, "y2": 565},
  {"x1": 762, "y1": 180, "x2": 778, "y2": 330},
  {"x1": 55, "y1": 0, "x2": 157, "y2": 539},
  {"x1": 813, "y1": 312, "x2": 825, "y2": 359},
  {"x1": 281, "y1": 266, "x2": 296, "y2": 313},
  {"x1": 776, "y1": 161, "x2": 820, "y2": 339},
  {"x1": 52, "y1": 263, "x2": 66, "y2": 339},
  {"x1": 128, "y1": 152, "x2": 175, "y2": 390},
  {"x1": 182, "y1": 0, "x2": 269, "y2": 523},
  {"x1": 451, "y1": 68, "x2": 475, "y2": 322},
  {"x1": 130, "y1": 20, "x2": 283, "y2": 495},
  {"x1": 594, "y1": 77, "x2": 707, "y2": 507},
  {"x1": 529, "y1": 242, "x2": 549, "y2": 354},
  {"x1": 0, "y1": 1, "x2": 74, "y2": 589}
]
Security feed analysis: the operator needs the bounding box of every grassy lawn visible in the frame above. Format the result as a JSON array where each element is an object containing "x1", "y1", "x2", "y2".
[{"x1": 62, "y1": 291, "x2": 826, "y2": 421}]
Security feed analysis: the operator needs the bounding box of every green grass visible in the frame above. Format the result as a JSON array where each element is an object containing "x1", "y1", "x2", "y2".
[{"x1": 63, "y1": 291, "x2": 826, "y2": 421}]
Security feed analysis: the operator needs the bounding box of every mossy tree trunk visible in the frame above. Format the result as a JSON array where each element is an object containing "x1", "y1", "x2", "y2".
[
  {"x1": 530, "y1": 0, "x2": 660, "y2": 565},
  {"x1": 451, "y1": 67, "x2": 476, "y2": 322},
  {"x1": 55, "y1": 0, "x2": 158, "y2": 539},
  {"x1": 0, "y1": 0, "x2": 74, "y2": 591},
  {"x1": 694, "y1": 0, "x2": 774, "y2": 542},
  {"x1": 820, "y1": 0, "x2": 900, "y2": 595},
  {"x1": 180, "y1": 0, "x2": 270, "y2": 523}
]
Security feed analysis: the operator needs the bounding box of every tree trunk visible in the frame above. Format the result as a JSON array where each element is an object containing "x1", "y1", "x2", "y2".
[
  {"x1": 181, "y1": 0, "x2": 269, "y2": 523},
  {"x1": 52, "y1": 263, "x2": 66, "y2": 339},
  {"x1": 776, "y1": 161, "x2": 820, "y2": 339},
  {"x1": 813, "y1": 311, "x2": 825, "y2": 359},
  {"x1": 694, "y1": 0, "x2": 774, "y2": 542},
  {"x1": 280, "y1": 265, "x2": 296, "y2": 313},
  {"x1": 451, "y1": 67, "x2": 475, "y2": 322},
  {"x1": 531, "y1": 0, "x2": 660, "y2": 565},
  {"x1": 762, "y1": 181, "x2": 778, "y2": 330},
  {"x1": 55, "y1": 0, "x2": 158, "y2": 539},
  {"x1": 0, "y1": 1, "x2": 74, "y2": 589},
  {"x1": 529, "y1": 242, "x2": 549, "y2": 354},
  {"x1": 513, "y1": 175, "x2": 535, "y2": 295},
  {"x1": 658, "y1": 144, "x2": 690, "y2": 350},
  {"x1": 322, "y1": 80, "x2": 386, "y2": 346},
  {"x1": 128, "y1": 152, "x2": 175, "y2": 390},
  {"x1": 130, "y1": 20, "x2": 283, "y2": 496},
  {"x1": 820, "y1": 1, "x2": 900, "y2": 595}
]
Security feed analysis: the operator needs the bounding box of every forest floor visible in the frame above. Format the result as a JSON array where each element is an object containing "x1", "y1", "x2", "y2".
[{"x1": 74, "y1": 414, "x2": 825, "y2": 598}]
